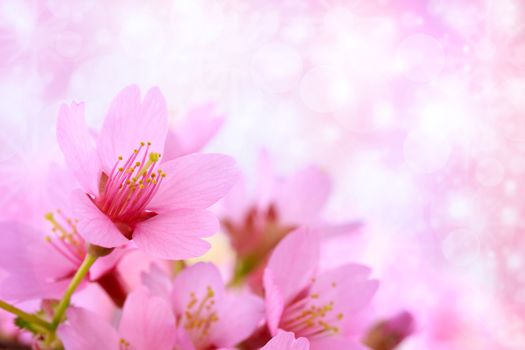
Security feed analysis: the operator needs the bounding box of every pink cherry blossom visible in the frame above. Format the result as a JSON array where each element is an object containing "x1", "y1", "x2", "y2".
[
  {"x1": 57, "y1": 85, "x2": 239, "y2": 259},
  {"x1": 263, "y1": 227, "x2": 378, "y2": 350},
  {"x1": 260, "y1": 330, "x2": 310, "y2": 350},
  {"x1": 0, "y1": 218, "x2": 123, "y2": 304},
  {"x1": 222, "y1": 151, "x2": 361, "y2": 289},
  {"x1": 169, "y1": 262, "x2": 264, "y2": 350},
  {"x1": 58, "y1": 287, "x2": 175, "y2": 350}
]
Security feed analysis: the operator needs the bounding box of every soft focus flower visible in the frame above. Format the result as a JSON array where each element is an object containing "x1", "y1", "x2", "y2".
[
  {"x1": 58, "y1": 287, "x2": 175, "y2": 350},
  {"x1": 222, "y1": 152, "x2": 360, "y2": 285},
  {"x1": 263, "y1": 227, "x2": 378, "y2": 350},
  {"x1": 0, "y1": 220, "x2": 119, "y2": 303},
  {"x1": 144, "y1": 262, "x2": 264, "y2": 350},
  {"x1": 57, "y1": 85, "x2": 239, "y2": 259},
  {"x1": 261, "y1": 330, "x2": 310, "y2": 350},
  {"x1": 164, "y1": 103, "x2": 224, "y2": 160},
  {"x1": 363, "y1": 311, "x2": 415, "y2": 350}
]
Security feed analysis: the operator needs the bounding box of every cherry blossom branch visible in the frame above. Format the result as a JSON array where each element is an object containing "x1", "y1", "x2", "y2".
[
  {"x1": 0, "y1": 300, "x2": 51, "y2": 330},
  {"x1": 50, "y1": 253, "x2": 98, "y2": 330}
]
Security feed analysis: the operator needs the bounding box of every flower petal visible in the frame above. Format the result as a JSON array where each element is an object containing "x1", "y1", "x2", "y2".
[
  {"x1": 309, "y1": 337, "x2": 366, "y2": 350},
  {"x1": 149, "y1": 153, "x2": 240, "y2": 211},
  {"x1": 0, "y1": 275, "x2": 72, "y2": 302},
  {"x1": 210, "y1": 292, "x2": 265, "y2": 347},
  {"x1": 97, "y1": 86, "x2": 168, "y2": 173},
  {"x1": 171, "y1": 262, "x2": 225, "y2": 317},
  {"x1": 119, "y1": 287, "x2": 176, "y2": 350},
  {"x1": 0, "y1": 222, "x2": 76, "y2": 301},
  {"x1": 164, "y1": 103, "x2": 224, "y2": 160},
  {"x1": 56, "y1": 102, "x2": 100, "y2": 194},
  {"x1": 263, "y1": 269, "x2": 285, "y2": 336},
  {"x1": 266, "y1": 227, "x2": 320, "y2": 303},
  {"x1": 58, "y1": 307, "x2": 119, "y2": 350},
  {"x1": 71, "y1": 190, "x2": 128, "y2": 248},
  {"x1": 261, "y1": 330, "x2": 310, "y2": 350},
  {"x1": 310, "y1": 264, "x2": 379, "y2": 332},
  {"x1": 133, "y1": 209, "x2": 218, "y2": 260},
  {"x1": 274, "y1": 166, "x2": 331, "y2": 224}
]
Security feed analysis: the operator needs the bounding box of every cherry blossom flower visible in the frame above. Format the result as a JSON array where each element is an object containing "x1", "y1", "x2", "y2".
[
  {"x1": 260, "y1": 330, "x2": 310, "y2": 350},
  {"x1": 142, "y1": 262, "x2": 264, "y2": 350},
  {"x1": 0, "y1": 218, "x2": 123, "y2": 304},
  {"x1": 58, "y1": 287, "x2": 175, "y2": 350},
  {"x1": 222, "y1": 152, "x2": 361, "y2": 286},
  {"x1": 57, "y1": 85, "x2": 239, "y2": 259},
  {"x1": 263, "y1": 227, "x2": 378, "y2": 350}
]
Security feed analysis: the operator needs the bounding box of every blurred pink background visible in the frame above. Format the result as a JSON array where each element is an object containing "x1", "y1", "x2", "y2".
[{"x1": 1, "y1": 1, "x2": 524, "y2": 348}]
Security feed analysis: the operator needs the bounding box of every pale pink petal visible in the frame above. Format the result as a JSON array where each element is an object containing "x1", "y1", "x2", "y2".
[
  {"x1": 266, "y1": 227, "x2": 320, "y2": 302},
  {"x1": 0, "y1": 222, "x2": 75, "y2": 278},
  {"x1": 220, "y1": 176, "x2": 249, "y2": 225},
  {"x1": 89, "y1": 247, "x2": 127, "y2": 280},
  {"x1": 261, "y1": 330, "x2": 310, "y2": 350},
  {"x1": 255, "y1": 149, "x2": 276, "y2": 209},
  {"x1": 56, "y1": 102, "x2": 100, "y2": 194},
  {"x1": 164, "y1": 103, "x2": 224, "y2": 160},
  {"x1": 0, "y1": 275, "x2": 72, "y2": 302},
  {"x1": 274, "y1": 166, "x2": 331, "y2": 224},
  {"x1": 71, "y1": 190, "x2": 128, "y2": 248},
  {"x1": 119, "y1": 287, "x2": 176, "y2": 350},
  {"x1": 171, "y1": 262, "x2": 226, "y2": 317},
  {"x1": 210, "y1": 292, "x2": 265, "y2": 347},
  {"x1": 310, "y1": 264, "x2": 379, "y2": 332},
  {"x1": 309, "y1": 337, "x2": 366, "y2": 350},
  {"x1": 174, "y1": 326, "x2": 198, "y2": 350},
  {"x1": 97, "y1": 86, "x2": 168, "y2": 173},
  {"x1": 58, "y1": 307, "x2": 119, "y2": 350},
  {"x1": 141, "y1": 263, "x2": 173, "y2": 301},
  {"x1": 263, "y1": 269, "x2": 285, "y2": 336},
  {"x1": 133, "y1": 209, "x2": 218, "y2": 260},
  {"x1": 148, "y1": 153, "x2": 240, "y2": 211}
]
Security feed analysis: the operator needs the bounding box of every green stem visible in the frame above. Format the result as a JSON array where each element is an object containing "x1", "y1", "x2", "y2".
[
  {"x1": 0, "y1": 300, "x2": 51, "y2": 330},
  {"x1": 50, "y1": 253, "x2": 98, "y2": 330}
]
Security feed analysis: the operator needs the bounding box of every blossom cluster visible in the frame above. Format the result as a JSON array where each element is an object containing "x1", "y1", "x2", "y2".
[{"x1": 0, "y1": 86, "x2": 413, "y2": 350}]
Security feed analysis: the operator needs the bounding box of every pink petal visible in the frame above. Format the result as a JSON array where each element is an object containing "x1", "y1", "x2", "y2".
[
  {"x1": 89, "y1": 247, "x2": 127, "y2": 280},
  {"x1": 0, "y1": 222, "x2": 75, "y2": 278},
  {"x1": 261, "y1": 330, "x2": 310, "y2": 350},
  {"x1": 255, "y1": 149, "x2": 276, "y2": 209},
  {"x1": 148, "y1": 153, "x2": 240, "y2": 211},
  {"x1": 71, "y1": 190, "x2": 128, "y2": 248},
  {"x1": 274, "y1": 166, "x2": 331, "y2": 224},
  {"x1": 310, "y1": 264, "x2": 379, "y2": 332},
  {"x1": 164, "y1": 103, "x2": 224, "y2": 160},
  {"x1": 0, "y1": 275, "x2": 72, "y2": 302},
  {"x1": 266, "y1": 227, "x2": 320, "y2": 303},
  {"x1": 209, "y1": 292, "x2": 265, "y2": 347},
  {"x1": 96, "y1": 86, "x2": 168, "y2": 173},
  {"x1": 263, "y1": 269, "x2": 285, "y2": 336},
  {"x1": 119, "y1": 287, "x2": 176, "y2": 350},
  {"x1": 141, "y1": 263, "x2": 173, "y2": 301},
  {"x1": 309, "y1": 337, "x2": 366, "y2": 350},
  {"x1": 171, "y1": 262, "x2": 226, "y2": 317},
  {"x1": 58, "y1": 307, "x2": 120, "y2": 350},
  {"x1": 133, "y1": 209, "x2": 218, "y2": 260},
  {"x1": 56, "y1": 102, "x2": 100, "y2": 194}
]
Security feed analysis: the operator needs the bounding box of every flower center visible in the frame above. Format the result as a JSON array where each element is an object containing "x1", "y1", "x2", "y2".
[
  {"x1": 97, "y1": 142, "x2": 166, "y2": 232},
  {"x1": 183, "y1": 286, "x2": 219, "y2": 344},
  {"x1": 281, "y1": 282, "x2": 343, "y2": 339},
  {"x1": 119, "y1": 338, "x2": 130, "y2": 350},
  {"x1": 44, "y1": 210, "x2": 86, "y2": 266}
]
